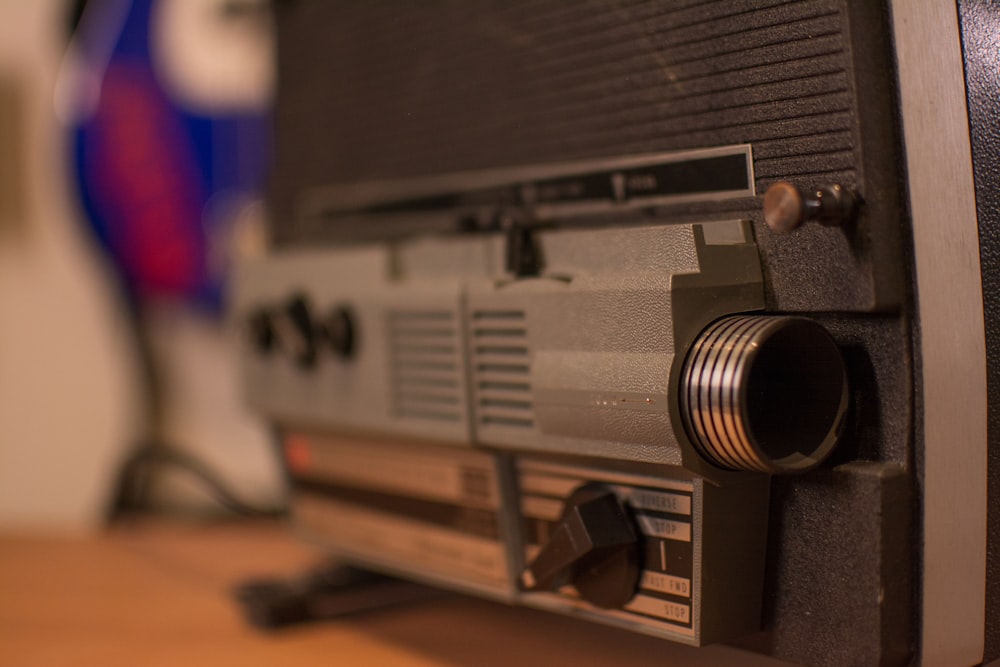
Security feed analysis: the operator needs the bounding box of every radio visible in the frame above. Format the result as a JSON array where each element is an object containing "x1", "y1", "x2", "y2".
[{"x1": 234, "y1": 2, "x2": 1000, "y2": 665}]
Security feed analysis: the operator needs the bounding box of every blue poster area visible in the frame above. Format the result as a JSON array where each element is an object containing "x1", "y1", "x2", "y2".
[{"x1": 68, "y1": 0, "x2": 270, "y2": 313}]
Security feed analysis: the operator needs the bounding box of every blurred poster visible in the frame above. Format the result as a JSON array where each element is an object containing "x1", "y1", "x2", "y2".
[
  {"x1": 61, "y1": 0, "x2": 281, "y2": 512},
  {"x1": 66, "y1": 0, "x2": 272, "y2": 310}
]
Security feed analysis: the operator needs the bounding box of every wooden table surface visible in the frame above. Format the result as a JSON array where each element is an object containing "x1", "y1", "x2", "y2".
[{"x1": 0, "y1": 520, "x2": 790, "y2": 666}]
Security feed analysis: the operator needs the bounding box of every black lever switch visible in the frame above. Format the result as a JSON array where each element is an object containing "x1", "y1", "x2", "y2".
[
  {"x1": 501, "y1": 213, "x2": 544, "y2": 278},
  {"x1": 521, "y1": 484, "x2": 640, "y2": 609}
]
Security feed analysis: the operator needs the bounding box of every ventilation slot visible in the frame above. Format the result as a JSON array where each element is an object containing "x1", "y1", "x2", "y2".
[
  {"x1": 471, "y1": 310, "x2": 533, "y2": 429},
  {"x1": 389, "y1": 310, "x2": 462, "y2": 422}
]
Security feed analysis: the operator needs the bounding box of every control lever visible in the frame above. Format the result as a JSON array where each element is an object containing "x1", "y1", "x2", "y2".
[
  {"x1": 501, "y1": 213, "x2": 544, "y2": 277},
  {"x1": 521, "y1": 484, "x2": 640, "y2": 609}
]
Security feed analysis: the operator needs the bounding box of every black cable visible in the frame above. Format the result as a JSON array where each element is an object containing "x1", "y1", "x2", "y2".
[
  {"x1": 110, "y1": 440, "x2": 287, "y2": 519},
  {"x1": 104, "y1": 291, "x2": 287, "y2": 521}
]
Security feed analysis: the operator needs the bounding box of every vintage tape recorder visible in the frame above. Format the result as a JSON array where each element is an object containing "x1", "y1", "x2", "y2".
[{"x1": 234, "y1": 2, "x2": 1000, "y2": 665}]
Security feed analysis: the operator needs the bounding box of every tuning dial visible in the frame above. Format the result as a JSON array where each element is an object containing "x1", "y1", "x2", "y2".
[
  {"x1": 273, "y1": 294, "x2": 318, "y2": 369},
  {"x1": 246, "y1": 307, "x2": 276, "y2": 354},
  {"x1": 762, "y1": 181, "x2": 858, "y2": 233},
  {"x1": 521, "y1": 483, "x2": 640, "y2": 609},
  {"x1": 320, "y1": 306, "x2": 355, "y2": 359}
]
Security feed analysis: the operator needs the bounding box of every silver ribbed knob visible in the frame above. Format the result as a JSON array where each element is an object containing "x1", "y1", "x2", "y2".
[{"x1": 680, "y1": 315, "x2": 848, "y2": 474}]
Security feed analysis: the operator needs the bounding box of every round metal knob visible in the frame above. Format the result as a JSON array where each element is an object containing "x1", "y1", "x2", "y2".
[
  {"x1": 680, "y1": 315, "x2": 848, "y2": 474},
  {"x1": 245, "y1": 307, "x2": 276, "y2": 354},
  {"x1": 763, "y1": 182, "x2": 806, "y2": 233},
  {"x1": 763, "y1": 181, "x2": 858, "y2": 233},
  {"x1": 321, "y1": 306, "x2": 355, "y2": 359},
  {"x1": 273, "y1": 294, "x2": 318, "y2": 369}
]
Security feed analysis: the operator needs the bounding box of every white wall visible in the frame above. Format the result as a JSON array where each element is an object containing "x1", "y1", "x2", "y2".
[{"x1": 0, "y1": 0, "x2": 142, "y2": 530}]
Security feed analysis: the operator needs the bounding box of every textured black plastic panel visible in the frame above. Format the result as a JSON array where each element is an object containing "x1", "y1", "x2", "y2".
[
  {"x1": 755, "y1": 463, "x2": 912, "y2": 667},
  {"x1": 959, "y1": 0, "x2": 1000, "y2": 659},
  {"x1": 732, "y1": 315, "x2": 914, "y2": 666},
  {"x1": 818, "y1": 315, "x2": 912, "y2": 468},
  {"x1": 270, "y1": 0, "x2": 907, "y2": 312}
]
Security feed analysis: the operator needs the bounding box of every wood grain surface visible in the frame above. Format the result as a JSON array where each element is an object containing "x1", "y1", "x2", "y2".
[{"x1": 0, "y1": 520, "x2": 789, "y2": 666}]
